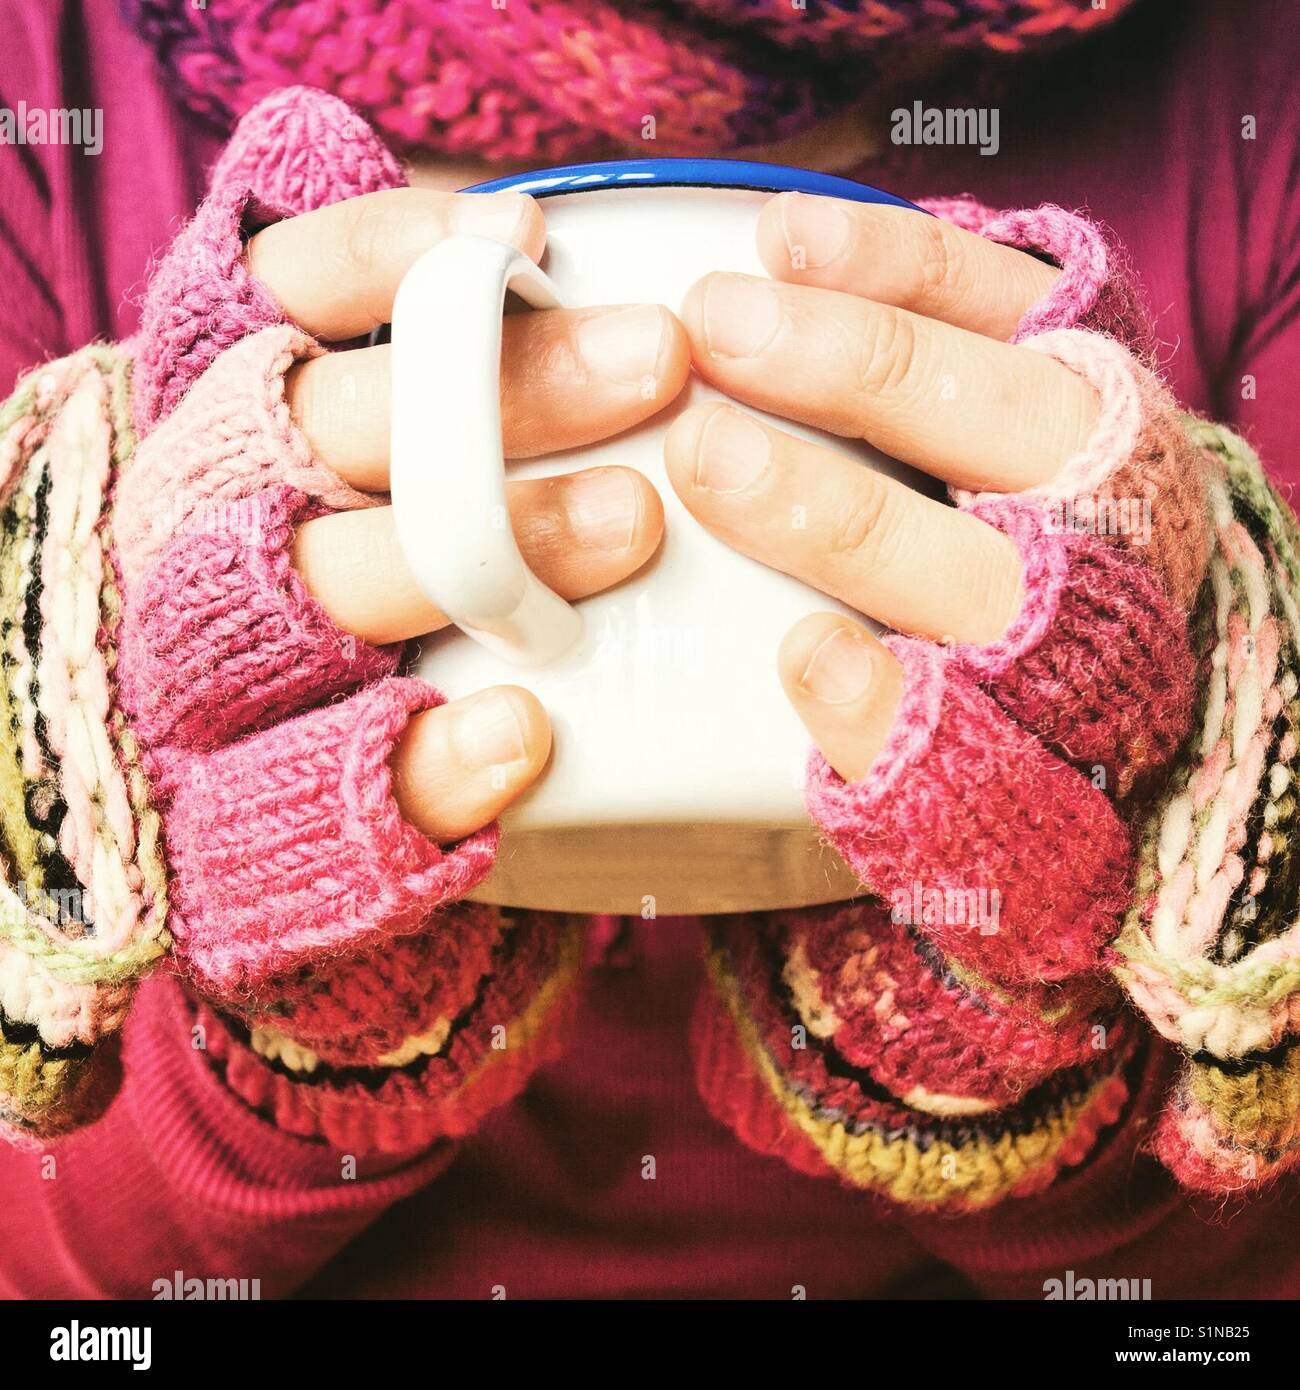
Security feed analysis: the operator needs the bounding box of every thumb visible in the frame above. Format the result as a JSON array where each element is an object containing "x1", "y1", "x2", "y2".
[
  {"x1": 778, "y1": 614, "x2": 905, "y2": 782},
  {"x1": 391, "y1": 685, "x2": 552, "y2": 844}
]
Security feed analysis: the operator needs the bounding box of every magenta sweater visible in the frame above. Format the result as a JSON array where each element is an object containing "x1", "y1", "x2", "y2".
[{"x1": 3, "y1": 0, "x2": 1300, "y2": 1299}]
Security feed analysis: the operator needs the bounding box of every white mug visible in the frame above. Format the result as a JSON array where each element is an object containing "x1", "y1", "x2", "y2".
[{"x1": 389, "y1": 159, "x2": 929, "y2": 915}]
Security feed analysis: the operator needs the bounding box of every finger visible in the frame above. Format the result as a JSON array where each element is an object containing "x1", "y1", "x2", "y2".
[
  {"x1": 292, "y1": 466, "x2": 664, "y2": 646},
  {"x1": 391, "y1": 686, "x2": 552, "y2": 844},
  {"x1": 778, "y1": 614, "x2": 906, "y2": 783},
  {"x1": 285, "y1": 304, "x2": 689, "y2": 492},
  {"x1": 759, "y1": 194, "x2": 1059, "y2": 341},
  {"x1": 247, "y1": 188, "x2": 547, "y2": 341},
  {"x1": 664, "y1": 402, "x2": 1023, "y2": 644},
  {"x1": 680, "y1": 273, "x2": 1098, "y2": 492}
]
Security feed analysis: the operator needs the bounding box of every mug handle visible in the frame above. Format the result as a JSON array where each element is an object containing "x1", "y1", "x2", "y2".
[{"x1": 389, "y1": 234, "x2": 584, "y2": 666}]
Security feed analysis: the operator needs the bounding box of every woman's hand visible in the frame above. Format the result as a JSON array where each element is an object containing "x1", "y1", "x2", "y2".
[
  {"x1": 666, "y1": 193, "x2": 1104, "y2": 780},
  {"x1": 666, "y1": 192, "x2": 1204, "y2": 977},
  {"x1": 113, "y1": 160, "x2": 692, "y2": 1044},
  {"x1": 250, "y1": 186, "x2": 688, "y2": 842},
  {"x1": 678, "y1": 194, "x2": 1223, "y2": 1205},
  {"x1": 101, "y1": 88, "x2": 704, "y2": 1145}
]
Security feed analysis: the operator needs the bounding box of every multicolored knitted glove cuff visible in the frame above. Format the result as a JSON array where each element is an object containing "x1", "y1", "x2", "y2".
[
  {"x1": 0, "y1": 348, "x2": 169, "y2": 1142},
  {"x1": 767, "y1": 900, "x2": 1127, "y2": 1115},
  {"x1": 196, "y1": 910, "x2": 586, "y2": 1153},
  {"x1": 694, "y1": 913, "x2": 1137, "y2": 1212}
]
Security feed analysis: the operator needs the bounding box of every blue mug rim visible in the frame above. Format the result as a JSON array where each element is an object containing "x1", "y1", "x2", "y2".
[{"x1": 464, "y1": 156, "x2": 925, "y2": 213}]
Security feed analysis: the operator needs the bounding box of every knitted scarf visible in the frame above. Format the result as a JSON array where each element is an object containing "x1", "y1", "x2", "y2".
[{"x1": 120, "y1": 0, "x2": 1141, "y2": 161}]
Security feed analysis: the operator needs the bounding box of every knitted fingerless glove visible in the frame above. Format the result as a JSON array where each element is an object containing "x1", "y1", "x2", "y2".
[
  {"x1": 697, "y1": 199, "x2": 1300, "y2": 1208},
  {"x1": 0, "y1": 87, "x2": 584, "y2": 1151}
]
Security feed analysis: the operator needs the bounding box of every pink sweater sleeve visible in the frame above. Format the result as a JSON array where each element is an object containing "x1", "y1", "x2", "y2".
[
  {"x1": 0, "y1": 974, "x2": 452, "y2": 1299},
  {"x1": 0, "y1": 1, "x2": 219, "y2": 394}
]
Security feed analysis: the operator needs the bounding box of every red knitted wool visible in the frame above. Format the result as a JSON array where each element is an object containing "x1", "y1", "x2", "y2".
[
  {"x1": 777, "y1": 902, "x2": 1128, "y2": 1111},
  {"x1": 692, "y1": 926, "x2": 1136, "y2": 1205},
  {"x1": 956, "y1": 497, "x2": 1198, "y2": 797},
  {"x1": 195, "y1": 913, "x2": 582, "y2": 1153},
  {"x1": 234, "y1": 902, "x2": 506, "y2": 1069},
  {"x1": 717, "y1": 912, "x2": 1125, "y2": 1129},
  {"x1": 807, "y1": 639, "x2": 1133, "y2": 987}
]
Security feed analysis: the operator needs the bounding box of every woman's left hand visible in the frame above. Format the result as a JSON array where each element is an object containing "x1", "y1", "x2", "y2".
[
  {"x1": 677, "y1": 194, "x2": 1223, "y2": 1202},
  {"x1": 666, "y1": 192, "x2": 1147, "y2": 781}
]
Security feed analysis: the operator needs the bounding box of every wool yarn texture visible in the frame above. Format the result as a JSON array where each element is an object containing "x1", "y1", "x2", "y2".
[
  {"x1": 2, "y1": 86, "x2": 1297, "y2": 1206},
  {"x1": 0, "y1": 87, "x2": 579, "y2": 1152},
  {"x1": 122, "y1": 0, "x2": 1140, "y2": 162}
]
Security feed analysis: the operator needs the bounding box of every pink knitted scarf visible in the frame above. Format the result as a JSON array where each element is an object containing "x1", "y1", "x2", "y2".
[{"x1": 122, "y1": 0, "x2": 1140, "y2": 162}]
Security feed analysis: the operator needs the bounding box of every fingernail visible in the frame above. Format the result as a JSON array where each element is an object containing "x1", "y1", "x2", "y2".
[
  {"x1": 695, "y1": 407, "x2": 770, "y2": 494},
  {"x1": 780, "y1": 192, "x2": 851, "y2": 270},
  {"x1": 456, "y1": 191, "x2": 529, "y2": 245},
  {"x1": 454, "y1": 691, "x2": 528, "y2": 767},
  {"x1": 799, "y1": 627, "x2": 875, "y2": 705},
  {"x1": 567, "y1": 467, "x2": 639, "y2": 550},
  {"x1": 577, "y1": 305, "x2": 666, "y2": 386},
  {"x1": 702, "y1": 274, "x2": 782, "y2": 358}
]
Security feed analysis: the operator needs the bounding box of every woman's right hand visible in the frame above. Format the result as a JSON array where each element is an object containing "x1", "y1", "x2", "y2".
[
  {"x1": 3, "y1": 87, "x2": 687, "y2": 1146},
  {"x1": 114, "y1": 121, "x2": 691, "y2": 1039},
  {"x1": 253, "y1": 186, "x2": 686, "y2": 842}
]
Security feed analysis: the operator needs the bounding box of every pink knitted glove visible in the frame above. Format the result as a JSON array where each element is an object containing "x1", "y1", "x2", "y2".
[
  {"x1": 697, "y1": 199, "x2": 1220, "y2": 1209},
  {"x1": 0, "y1": 87, "x2": 584, "y2": 1152}
]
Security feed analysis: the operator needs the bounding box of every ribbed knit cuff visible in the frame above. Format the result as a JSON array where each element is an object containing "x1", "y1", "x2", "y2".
[
  {"x1": 772, "y1": 901, "x2": 1130, "y2": 1113},
  {"x1": 164, "y1": 678, "x2": 498, "y2": 998},
  {"x1": 807, "y1": 637, "x2": 1131, "y2": 986},
  {"x1": 893, "y1": 1033, "x2": 1179, "y2": 1279},
  {"x1": 694, "y1": 920, "x2": 1139, "y2": 1212},
  {"x1": 236, "y1": 901, "x2": 507, "y2": 1069}
]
